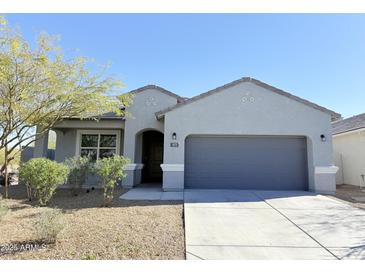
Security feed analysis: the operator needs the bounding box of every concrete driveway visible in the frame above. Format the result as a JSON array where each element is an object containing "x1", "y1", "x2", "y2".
[{"x1": 184, "y1": 189, "x2": 365, "y2": 260}]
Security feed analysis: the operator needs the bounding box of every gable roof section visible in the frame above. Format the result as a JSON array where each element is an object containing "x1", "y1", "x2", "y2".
[
  {"x1": 155, "y1": 77, "x2": 341, "y2": 120},
  {"x1": 62, "y1": 85, "x2": 185, "y2": 121},
  {"x1": 332, "y1": 113, "x2": 365, "y2": 135},
  {"x1": 129, "y1": 85, "x2": 185, "y2": 103}
]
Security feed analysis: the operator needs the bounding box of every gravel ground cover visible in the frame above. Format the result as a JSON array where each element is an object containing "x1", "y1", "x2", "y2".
[{"x1": 0, "y1": 185, "x2": 185, "y2": 259}]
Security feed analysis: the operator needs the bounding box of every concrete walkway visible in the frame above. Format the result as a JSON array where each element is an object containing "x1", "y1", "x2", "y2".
[
  {"x1": 120, "y1": 185, "x2": 183, "y2": 201},
  {"x1": 184, "y1": 189, "x2": 365, "y2": 260}
]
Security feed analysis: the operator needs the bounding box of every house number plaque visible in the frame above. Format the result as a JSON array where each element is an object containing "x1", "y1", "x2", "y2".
[{"x1": 170, "y1": 142, "x2": 179, "y2": 147}]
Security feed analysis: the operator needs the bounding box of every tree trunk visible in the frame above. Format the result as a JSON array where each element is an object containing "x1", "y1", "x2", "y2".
[{"x1": 4, "y1": 145, "x2": 9, "y2": 199}]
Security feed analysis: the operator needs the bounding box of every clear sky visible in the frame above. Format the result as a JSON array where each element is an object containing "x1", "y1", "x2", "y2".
[{"x1": 5, "y1": 14, "x2": 365, "y2": 118}]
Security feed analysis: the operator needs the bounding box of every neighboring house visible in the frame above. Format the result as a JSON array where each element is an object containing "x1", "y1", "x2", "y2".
[
  {"x1": 31, "y1": 77, "x2": 340, "y2": 194},
  {"x1": 332, "y1": 113, "x2": 365, "y2": 187}
]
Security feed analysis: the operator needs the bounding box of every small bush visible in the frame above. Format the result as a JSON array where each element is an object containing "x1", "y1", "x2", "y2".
[
  {"x1": 0, "y1": 202, "x2": 9, "y2": 220},
  {"x1": 82, "y1": 253, "x2": 97, "y2": 260},
  {"x1": 93, "y1": 155, "x2": 129, "y2": 204},
  {"x1": 65, "y1": 156, "x2": 92, "y2": 195},
  {"x1": 35, "y1": 209, "x2": 65, "y2": 243},
  {"x1": 19, "y1": 158, "x2": 69, "y2": 206}
]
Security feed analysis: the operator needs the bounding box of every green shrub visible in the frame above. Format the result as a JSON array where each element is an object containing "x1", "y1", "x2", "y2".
[
  {"x1": 82, "y1": 253, "x2": 97, "y2": 260},
  {"x1": 93, "y1": 155, "x2": 129, "y2": 204},
  {"x1": 35, "y1": 209, "x2": 65, "y2": 242},
  {"x1": 0, "y1": 200, "x2": 9, "y2": 220},
  {"x1": 65, "y1": 156, "x2": 92, "y2": 195},
  {"x1": 19, "y1": 158, "x2": 69, "y2": 206}
]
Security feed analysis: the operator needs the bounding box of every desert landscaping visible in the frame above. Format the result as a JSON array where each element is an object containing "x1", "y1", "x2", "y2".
[{"x1": 0, "y1": 185, "x2": 185, "y2": 259}]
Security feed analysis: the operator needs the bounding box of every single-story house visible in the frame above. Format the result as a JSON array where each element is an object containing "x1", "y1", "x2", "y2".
[
  {"x1": 32, "y1": 77, "x2": 340, "y2": 194},
  {"x1": 332, "y1": 113, "x2": 365, "y2": 187}
]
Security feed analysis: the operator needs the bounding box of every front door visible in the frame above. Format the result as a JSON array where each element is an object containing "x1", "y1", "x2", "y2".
[{"x1": 142, "y1": 131, "x2": 164, "y2": 182}]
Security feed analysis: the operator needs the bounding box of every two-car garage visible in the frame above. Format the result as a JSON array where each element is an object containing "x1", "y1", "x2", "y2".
[
  {"x1": 184, "y1": 135, "x2": 308, "y2": 190},
  {"x1": 158, "y1": 78, "x2": 338, "y2": 193}
]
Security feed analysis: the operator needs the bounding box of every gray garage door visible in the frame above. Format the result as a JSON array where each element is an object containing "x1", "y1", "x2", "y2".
[{"x1": 185, "y1": 136, "x2": 308, "y2": 190}]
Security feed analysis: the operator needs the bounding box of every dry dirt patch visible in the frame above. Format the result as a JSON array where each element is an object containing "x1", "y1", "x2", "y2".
[
  {"x1": 0, "y1": 185, "x2": 185, "y2": 259},
  {"x1": 328, "y1": 184, "x2": 365, "y2": 210}
]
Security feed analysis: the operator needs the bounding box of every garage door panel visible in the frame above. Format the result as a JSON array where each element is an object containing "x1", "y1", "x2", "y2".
[{"x1": 185, "y1": 136, "x2": 308, "y2": 190}]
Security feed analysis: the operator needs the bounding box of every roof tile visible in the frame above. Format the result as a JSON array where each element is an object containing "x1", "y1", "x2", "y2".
[{"x1": 332, "y1": 113, "x2": 365, "y2": 135}]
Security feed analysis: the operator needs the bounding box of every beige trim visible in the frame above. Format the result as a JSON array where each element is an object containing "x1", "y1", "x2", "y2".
[
  {"x1": 160, "y1": 164, "x2": 184, "y2": 172},
  {"x1": 315, "y1": 166, "x2": 339, "y2": 174},
  {"x1": 125, "y1": 163, "x2": 144, "y2": 171}
]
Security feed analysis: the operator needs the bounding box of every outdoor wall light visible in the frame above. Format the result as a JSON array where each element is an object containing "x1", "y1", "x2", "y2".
[
  {"x1": 172, "y1": 132, "x2": 177, "y2": 140},
  {"x1": 320, "y1": 134, "x2": 326, "y2": 142}
]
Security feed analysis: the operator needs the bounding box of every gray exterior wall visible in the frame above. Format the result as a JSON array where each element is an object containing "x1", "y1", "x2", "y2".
[
  {"x1": 54, "y1": 129, "x2": 77, "y2": 162},
  {"x1": 30, "y1": 120, "x2": 125, "y2": 188},
  {"x1": 30, "y1": 80, "x2": 337, "y2": 193},
  {"x1": 20, "y1": 147, "x2": 55, "y2": 163},
  {"x1": 122, "y1": 88, "x2": 179, "y2": 187},
  {"x1": 31, "y1": 119, "x2": 125, "y2": 162},
  {"x1": 163, "y1": 81, "x2": 336, "y2": 193},
  {"x1": 54, "y1": 119, "x2": 125, "y2": 129},
  {"x1": 53, "y1": 127, "x2": 124, "y2": 163}
]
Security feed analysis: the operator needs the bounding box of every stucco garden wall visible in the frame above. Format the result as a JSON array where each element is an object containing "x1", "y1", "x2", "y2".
[{"x1": 333, "y1": 131, "x2": 365, "y2": 187}]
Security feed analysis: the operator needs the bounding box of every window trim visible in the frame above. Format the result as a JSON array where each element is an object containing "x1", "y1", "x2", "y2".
[{"x1": 75, "y1": 129, "x2": 121, "y2": 160}]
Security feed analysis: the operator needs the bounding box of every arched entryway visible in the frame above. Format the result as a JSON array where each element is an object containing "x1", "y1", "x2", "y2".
[{"x1": 140, "y1": 130, "x2": 164, "y2": 183}]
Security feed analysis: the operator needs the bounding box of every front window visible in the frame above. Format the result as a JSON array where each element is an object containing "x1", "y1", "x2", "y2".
[{"x1": 79, "y1": 131, "x2": 119, "y2": 161}]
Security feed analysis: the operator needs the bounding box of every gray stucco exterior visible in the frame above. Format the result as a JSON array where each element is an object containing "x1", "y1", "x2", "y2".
[
  {"x1": 122, "y1": 87, "x2": 180, "y2": 187},
  {"x1": 31, "y1": 77, "x2": 339, "y2": 194},
  {"x1": 161, "y1": 80, "x2": 338, "y2": 193}
]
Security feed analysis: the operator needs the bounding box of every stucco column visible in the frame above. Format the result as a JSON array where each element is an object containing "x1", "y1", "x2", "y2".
[
  {"x1": 161, "y1": 164, "x2": 184, "y2": 191},
  {"x1": 33, "y1": 126, "x2": 49, "y2": 158},
  {"x1": 52, "y1": 129, "x2": 62, "y2": 162},
  {"x1": 122, "y1": 130, "x2": 136, "y2": 162},
  {"x1": 121, "y1": 128, "x2": 143, "y2": 188},
  {"x1": 161, "y1": 130, "x2": 185, "y2": 192},
  {"x1": 314, "y1": 166, "x2": 338, "y2": 194},
  {"x1": 122, "y1": 164, "x2": 144, "y2": 188},
  {"x1": 310, "y1": 134, "x2": 338, "y2": 194}
]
